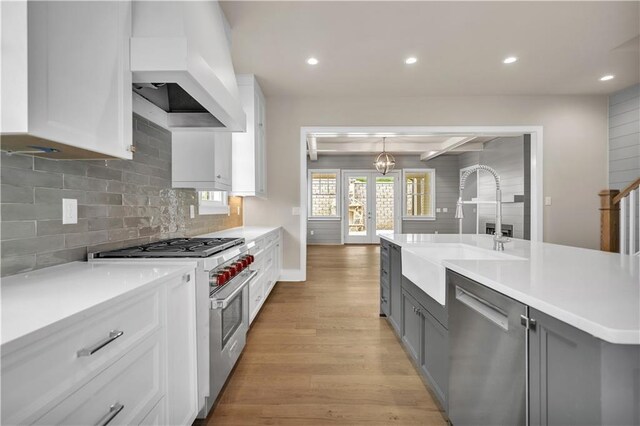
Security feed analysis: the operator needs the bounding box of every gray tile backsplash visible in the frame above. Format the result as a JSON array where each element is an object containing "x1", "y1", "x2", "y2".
[{"x1": 1, "y1": 114, "x2": 243, "y2": 276}]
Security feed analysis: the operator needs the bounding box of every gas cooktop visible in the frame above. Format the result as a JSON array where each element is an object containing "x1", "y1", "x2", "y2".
[{"x1": 92, "y1": 237, "x2": 245, "y2": 258}]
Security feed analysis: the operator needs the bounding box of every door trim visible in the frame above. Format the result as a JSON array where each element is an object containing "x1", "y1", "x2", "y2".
[{"x1": 299, "y1": 125, "x2": 544, "y2": 281}]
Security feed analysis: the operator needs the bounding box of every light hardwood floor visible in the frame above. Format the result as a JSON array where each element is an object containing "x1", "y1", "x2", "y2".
[{"x1": 206, "y1": 245, "x2": 447, "y2": 425}]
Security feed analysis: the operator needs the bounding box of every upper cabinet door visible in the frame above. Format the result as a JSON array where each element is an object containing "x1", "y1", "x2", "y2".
[
  {"x1": 172, "y1": 131, "x2": 232, "y2": 191},
  {"x1": 231, "y1": 75, "x2": 267, "y2": 198},
  {"x1": 1, "y1": 1, "x2": 133, "y2": 159},
  {"x1": 214, "y1": 133, "x2": 233, "y2": 188}
]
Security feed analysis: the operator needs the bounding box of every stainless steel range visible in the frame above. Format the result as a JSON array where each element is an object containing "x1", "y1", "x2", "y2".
[
  {"x1": 91, "y1": 237, "x2": 245, "y2": 258},
  {"x1": 90, "y1": 236, "x2": 257, "y2": 418}
]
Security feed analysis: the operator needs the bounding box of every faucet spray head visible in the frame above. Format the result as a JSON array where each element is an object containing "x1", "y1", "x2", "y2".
[{"x1": 454, "y1": 197, "x2": 464, "y2": 219}]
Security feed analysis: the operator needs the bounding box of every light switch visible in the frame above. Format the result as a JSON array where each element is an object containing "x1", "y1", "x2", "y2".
[
  {"x1": 292, "y1": 207, "x2": 300, "y2": 216},
  {"x1": 310, "y1": 230, "x2": 315, "y2": 235},
  {"x1": 545, "y1": 196, "x2": 552, "y2": 206},
  {"x1": 190, "y1": 205, "x2": 195, "y2": 218},
  {"x1": 62, "y1": 199, "x2": 77, "y2": 224},
  {"x1": 436, "y1": 208, "x2": 441, "y2": 213}
]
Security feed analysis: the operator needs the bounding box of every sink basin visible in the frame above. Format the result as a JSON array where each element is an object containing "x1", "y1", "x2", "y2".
[{"x1": 401, "y1": 244, "x2": 526, "y2": 305}]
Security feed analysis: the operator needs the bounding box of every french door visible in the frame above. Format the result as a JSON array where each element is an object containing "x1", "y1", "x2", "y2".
[{"x1": 342, "y1": 171, "x2": 401, "y2": 244}]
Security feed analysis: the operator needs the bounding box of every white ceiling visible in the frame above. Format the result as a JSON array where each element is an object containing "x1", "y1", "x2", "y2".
[{"x1": 221, "y1": 1, "x2": 640, "y2": 97}]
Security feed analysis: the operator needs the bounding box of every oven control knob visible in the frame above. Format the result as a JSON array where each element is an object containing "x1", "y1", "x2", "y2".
[
  {"x1": 235, "y1": 261, "x2": 245, "y2": 271},
  {"x1": 226, "y1": 266, "x2": 237, "y2": 277},
  {"x1": 240, "y1": 257, "x2": 249, "y2": 267},
  {"x1": 216, "y1": 273, "x2": 227, "y2": 286},
  {"x1": 247, "y1": 255, "x2": 254, "y2": 264}
]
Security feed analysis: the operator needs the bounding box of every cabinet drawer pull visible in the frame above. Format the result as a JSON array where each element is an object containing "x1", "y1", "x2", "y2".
[
  {"x1": 95, "y1": 403, "x2": 124, "y2": 426},
  {"x1": 77, "y1": 330, "x2": 124, "y2": 357},
  {"x1": 217, "y1": 174, "x2": 222, "y2": 179}
]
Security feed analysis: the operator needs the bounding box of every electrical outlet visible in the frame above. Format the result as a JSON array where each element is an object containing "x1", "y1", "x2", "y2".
[
  {"x1": 292, "y1": 207, "x2": 300, "y2": 216},
  {"x1": 442, "y1": 207, "x2": 448, "y2": 213},
  {"x1": 62, "y1": 199, "x2": 77, "y2": 224},
  {"x1": 190, "y1": 205, "x2": 195, "y2": 218},
  {"x1": 310, "y1": 230, "x2": 315, "y2": 235},
  {"x1": 545, "y1": 196, "x2": 552, "y2": 206},
  {"x1": 436, "y1": 208, "x2": 442, "y2": 213}
]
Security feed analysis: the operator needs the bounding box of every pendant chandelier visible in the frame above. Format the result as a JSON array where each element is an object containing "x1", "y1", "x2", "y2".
[{"x1": 374, "y1": 137, "x2": 396, "y2": 175}]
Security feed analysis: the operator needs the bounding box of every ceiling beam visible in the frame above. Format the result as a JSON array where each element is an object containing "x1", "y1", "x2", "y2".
[
  {"x1": 307, "y1": 136, "x2": 318, "y2": 161},
  {"x1": 420, "y1": 136, "x2": 477, "y2": 161},
  {"x1": 315, "y1": 141, "x2": 445, "y2": 153},
  {"x1": 450, "y1": 142, "x2": 485, "y2": 152}
]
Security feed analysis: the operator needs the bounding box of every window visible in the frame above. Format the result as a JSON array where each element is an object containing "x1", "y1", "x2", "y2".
[
  {"x1": 308, "y1": 170, "x2": 340, "y2": 219},
  {"x1": 403, "y1": 169, "x2": 436, "y2": 219},
  {"x1": 199, "y1": 191, "x2": 229, "y2": 215}
]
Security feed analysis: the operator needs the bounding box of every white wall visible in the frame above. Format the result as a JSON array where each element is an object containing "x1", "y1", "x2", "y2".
[{"x1": 244, "y1": 95, "x2": 608, "y2": 275}]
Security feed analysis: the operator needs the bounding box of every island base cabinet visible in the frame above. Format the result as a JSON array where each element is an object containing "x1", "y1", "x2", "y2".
[
  {"x1": 389, "y1": 243, "x2": 402, "y2": 334},
  {"x1": 380, "y1": 283, "x2": 390, "y2": 317},
  {"x1": 529, "y1": 308, "x2": 640, "y2": 426},
  {"x1": 401, "y1": 291, "x2": 422, "y2": 362},
  {"x1": 421, "y1": 310, "x2": 448, "y2": 409}
]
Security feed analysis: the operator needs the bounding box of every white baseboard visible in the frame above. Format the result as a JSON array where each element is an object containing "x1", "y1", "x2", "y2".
[{"x1": 279, "y1": 269, "x2": 305, "y2": 282}]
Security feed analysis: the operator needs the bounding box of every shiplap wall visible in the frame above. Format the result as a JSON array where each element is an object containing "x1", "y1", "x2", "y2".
[
  {"x1": 307, "y1": 155, "x2": 465, "y2": 244},
  {"x1": 458, "y1": 136, "x2": 527, "y2": 239},
  {"x1": 609, "y1": 84, "x2": 640, "y2": 190}
]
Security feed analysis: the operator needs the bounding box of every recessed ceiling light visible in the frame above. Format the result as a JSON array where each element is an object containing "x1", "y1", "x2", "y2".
[
  {"x1": 306, "y1": 57, "x2": 319, "y2": 65},
  {"x1": 600, "y1": 74, "x2": 615, "y2": 81},
  {"x1": 405, "y1": 57, "x2": 417, "y2": 65},
  {"x1": 503, "y1": 56, "x2": 518, "y2": 64}
]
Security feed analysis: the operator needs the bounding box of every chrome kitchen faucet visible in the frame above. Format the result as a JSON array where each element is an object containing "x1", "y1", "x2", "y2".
[{"x1": 455, "y1": 165, "x2": 510, "y2": 251}]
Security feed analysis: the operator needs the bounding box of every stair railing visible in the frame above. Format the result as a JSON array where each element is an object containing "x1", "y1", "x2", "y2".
[{"x1": 600, "y1": 177, "x2": 640, "y2": 255}]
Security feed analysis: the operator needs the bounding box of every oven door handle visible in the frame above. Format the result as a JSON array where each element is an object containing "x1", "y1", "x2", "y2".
[{"x1": 210, "y1": 270, "x2": 257, "y2": 310}]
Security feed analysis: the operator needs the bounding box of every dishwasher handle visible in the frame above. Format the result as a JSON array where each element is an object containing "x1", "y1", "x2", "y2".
[{"x1": 455, "y1": 286, "x2": 509, "y2": 331}]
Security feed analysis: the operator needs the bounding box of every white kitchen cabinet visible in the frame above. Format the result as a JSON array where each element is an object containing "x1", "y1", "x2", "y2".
[
  {"x1": 1, "y1": 265, "x2": 198, "y2": 426},
  {"x1": 232, "y1": 75, "x2": 267, "y2": 198},
  {"x1": 172, "y1": 131, "x2": 233, "y2": 191},
  {"x1": 0, "y1": 1, "x2": 133, "y2": 159},
  {"x1": 248, "y1": 229, "x2": 282, "y2": 324},
  {"x1": 34, "y1": 333, "x2": 164, "y2": 426},
  {"x1": 164, "y1": 271, "x2": 198, "y2": 426}
]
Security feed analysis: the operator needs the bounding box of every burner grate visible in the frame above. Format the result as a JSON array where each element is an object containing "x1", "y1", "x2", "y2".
[{"x1": 93, "y1": 237, "x2": 245, "y2": 258}]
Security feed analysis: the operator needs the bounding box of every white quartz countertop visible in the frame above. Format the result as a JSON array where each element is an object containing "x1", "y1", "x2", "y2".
[
  {"x1": 197, "y1": 226, "x2": 281, "y2": 243},
  {"x1": 381, "y1": 233, "x2": 640, "y2": 345},
  {"x1": 1, "y1": 261, "x2": 196, "y2": 350}
]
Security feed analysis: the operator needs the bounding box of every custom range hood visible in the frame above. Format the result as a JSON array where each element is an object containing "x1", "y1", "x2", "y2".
[{"x1": 131, "y1": 1, "x2": 246, "y2": 131}]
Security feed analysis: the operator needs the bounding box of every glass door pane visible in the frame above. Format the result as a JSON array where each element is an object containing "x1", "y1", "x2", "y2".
[
  {"x1": 347, "y1": 175, "x2": 368, "y2": 237},
  {"x1": 376, "y1": 176, "x2": 395, "y2": 237}
]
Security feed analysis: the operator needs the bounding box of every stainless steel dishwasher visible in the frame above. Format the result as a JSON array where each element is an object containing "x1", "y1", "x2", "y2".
[{"x1": 448, "y1": 272, "x2": 527, "y2": 426}]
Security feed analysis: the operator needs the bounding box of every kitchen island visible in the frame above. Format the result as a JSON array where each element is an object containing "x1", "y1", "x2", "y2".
[{"x1": 380, "y1": 233, "x2": 639, "y2": 426}]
